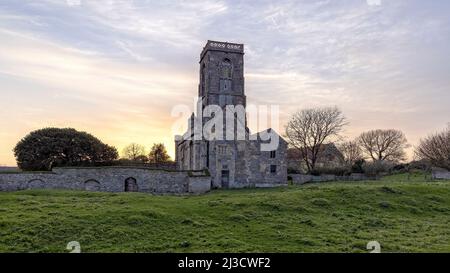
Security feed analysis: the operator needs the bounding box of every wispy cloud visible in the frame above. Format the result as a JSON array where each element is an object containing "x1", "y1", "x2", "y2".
[{"x1": 0, "y1": 0, "x2": 449, "y2": 165}]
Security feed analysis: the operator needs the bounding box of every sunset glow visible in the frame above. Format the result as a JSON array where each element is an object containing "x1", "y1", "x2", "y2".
[{"x1": 1, "y1": 0, "x2": 449, "y2": 166}]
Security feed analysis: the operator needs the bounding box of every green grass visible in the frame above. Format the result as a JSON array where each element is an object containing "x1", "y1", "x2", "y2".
[{"x1": 0, "y1": 173, "x2": 449, "y2": 253}]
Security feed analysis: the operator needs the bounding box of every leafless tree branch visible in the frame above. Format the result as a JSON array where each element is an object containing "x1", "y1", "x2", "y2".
[
  {"x1": 357, "y1": 129, "x2": 410, "y2": 163},
  {"x1": 285, "y1": 106, "x2": 347, "y2": 172}
]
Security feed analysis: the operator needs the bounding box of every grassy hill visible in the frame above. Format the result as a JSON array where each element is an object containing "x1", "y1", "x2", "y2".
[{"x1": 0, "y1": 173, "x2": 449, "y2": 253}]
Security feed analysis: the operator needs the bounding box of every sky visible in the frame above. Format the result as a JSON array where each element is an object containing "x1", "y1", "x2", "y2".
[{"x1": 0, "y1": 0, "x2": 449, "y2": 166}]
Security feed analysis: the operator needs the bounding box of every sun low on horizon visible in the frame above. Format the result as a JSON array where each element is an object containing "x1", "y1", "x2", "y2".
[{"x1": 1, "y1": 0, "x2": 450, "y2": 167}]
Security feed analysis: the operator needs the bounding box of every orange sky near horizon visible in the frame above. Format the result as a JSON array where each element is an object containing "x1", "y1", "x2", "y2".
[{"x1": 1, "y1": 1, "x2": 449, "y2": 167}]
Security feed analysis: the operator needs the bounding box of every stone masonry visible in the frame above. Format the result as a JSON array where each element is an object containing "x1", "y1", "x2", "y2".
[
  {"x1": 0, "y1": 40, "x2": 288, "y2": 194},
  {"x1": 0, "y1": 167, "x2": 210, "y2": 194},
  {"x1": 175, "y1": 40, "x2": 288, "y2": 188},
  {"x1": 432, "y1": 168, "x2": 450, "y2": 180}
]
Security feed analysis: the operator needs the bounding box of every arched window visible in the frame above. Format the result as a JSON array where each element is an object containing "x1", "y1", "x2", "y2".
[
  {"x1": 220, "y1": 58, "x2": 232, "y2": 92},
  {"x1": 221, "y1": 59, "x2": 232, "y2": 79}
]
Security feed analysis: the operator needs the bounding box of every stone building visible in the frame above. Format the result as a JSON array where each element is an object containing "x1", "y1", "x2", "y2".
[
  {"x1": 0, "y1": 167, "x2": 211, "y2": 194},
  {"x1": 0, "y1": 40, "x2": 287, "y2": 195},
  {"x1": 175, "y1": 41, "x2": 287, "y2": 188},
  {"x1": 287, "y1": 143, "x2": 345, "y2": 173}
]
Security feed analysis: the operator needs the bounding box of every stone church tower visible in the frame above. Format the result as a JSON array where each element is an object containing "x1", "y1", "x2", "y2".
[
  {"x1": 199, "y1": 41, "x2": 246, "y2": 110},
  {"x1": 175, "y1": 40, "x2": 287, "y2": 189}
]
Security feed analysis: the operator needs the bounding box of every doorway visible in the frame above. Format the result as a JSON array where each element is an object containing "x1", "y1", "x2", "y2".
[
  {"x1": 124, "y1": 177, "x2": 138, "y2": 192},
  {"x1": 221, "y1": 170, "x2": 230, "y2": 188}
]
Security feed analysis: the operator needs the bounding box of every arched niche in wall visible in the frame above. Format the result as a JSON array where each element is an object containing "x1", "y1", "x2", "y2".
[
  {"x1": 124, "y1": 177, "x2": 138, "y2": 192},
  {"x1": 27, "y1": 179, "x2": 45, "y2": 189},
  {"x1": 84, "y1": 179, "x2": 101, "y2": 192}
]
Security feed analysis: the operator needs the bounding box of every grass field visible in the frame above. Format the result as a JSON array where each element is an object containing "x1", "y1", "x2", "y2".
[{"x1": 0, "y1": 173, "x2": 449, "y2": 253}]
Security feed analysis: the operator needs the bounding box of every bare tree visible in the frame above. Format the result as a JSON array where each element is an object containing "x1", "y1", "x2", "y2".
[
  {"x1": 338, "y1": 140, "x2": 363, "y2": 167},
  {"x1": 122, "y1": 143, "x2": 146, "y2": 161},
  {"x1": 415, "y1": 125, "x2": 450, "y2": 170},
  {"x1": 358, "y1": 129, "x2": 410, "y2": 162},
  {"x1": 148, "y1": 143, "x2": 171, "y2": 164},
  {"x1": 285, "y1": 106, "x2": 347, "y2": 172}
]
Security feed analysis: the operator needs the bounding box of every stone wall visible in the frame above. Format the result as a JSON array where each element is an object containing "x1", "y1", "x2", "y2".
[
  {"x1": 432, "y1": 169, "x2": 450, "y2": 180},
  {"x1": 0, "y1": 167, "x2": 211, "y2": 194},
  {"x1": 290, "y1": 173, "x2": 374, "y2": 185},
  {"x1": 244, "y1": 137, "x2": 288, "y2": 188},
  {"x1": 188, "y1": 175, "x2": 211, "y2": 194},
  {"x1": 175, "y1": 40, "x2": 288, "y2": 189}
]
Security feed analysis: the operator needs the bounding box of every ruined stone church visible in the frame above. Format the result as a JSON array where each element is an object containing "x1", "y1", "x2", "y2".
[{"x1": 175, "y1": 41, "x2": 287, "y2": 188}]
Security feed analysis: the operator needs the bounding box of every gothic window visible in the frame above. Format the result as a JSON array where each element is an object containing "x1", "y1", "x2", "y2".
[
  {"x1": 221, "y1": 59, "x2": 232, "y2": 79},
  {"x1": 220, "y1": 58, "x2": 232, "y2": 92}
]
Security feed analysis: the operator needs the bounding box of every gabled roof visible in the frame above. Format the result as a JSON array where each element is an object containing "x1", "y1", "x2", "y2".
[{"x1": 250, "y1": 128, "x2": 287, "y2": 144}]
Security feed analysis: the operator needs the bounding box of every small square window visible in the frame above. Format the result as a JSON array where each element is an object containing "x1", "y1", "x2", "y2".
[
  {"x1": 270, "y1": 151, "x2": 276, "y2": 158},
  {"x1": 270, "y1": 165, "x2": 277, "y2": 174}
]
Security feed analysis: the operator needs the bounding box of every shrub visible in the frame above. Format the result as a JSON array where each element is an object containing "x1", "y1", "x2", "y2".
[
  {"x1": 351, "y1": 159, "x2": 365, "y2": 173},
  {"x1": 393, "y1": 163, "x2": 409, "y2": 173},
  {"x1": 408, "y1": 160, "x2": 432, "y2": 171},
  {"x1": 14, "y1": 128, "x2": 118, "y2": 171},
  {"x1": 311, "y1": 166, "x2": 350, "y2": 176},
  {"x1": 362, "y1": 161, "x2": 394, "y2": 176}
]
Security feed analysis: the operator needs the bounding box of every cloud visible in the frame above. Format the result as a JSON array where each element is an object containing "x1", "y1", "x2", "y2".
[
  {"x1": 66, "y1": 0, "x2": 81, "y2": 7},
  {"x1": 0, "y1": 27, "x2": 196, "y2": 164},
  {"x1": 0, "y1": 0, "x2": 449, "y2": 165}
]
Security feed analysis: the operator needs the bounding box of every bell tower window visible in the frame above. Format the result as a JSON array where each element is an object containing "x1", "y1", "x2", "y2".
[{"x1": 220, "y1": 58, "x2": 232, "y2": 92}]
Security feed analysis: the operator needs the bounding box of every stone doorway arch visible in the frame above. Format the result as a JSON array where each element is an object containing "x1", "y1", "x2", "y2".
[{"x1": 124, "y1": 177, "x2": 138, "y2": 192}]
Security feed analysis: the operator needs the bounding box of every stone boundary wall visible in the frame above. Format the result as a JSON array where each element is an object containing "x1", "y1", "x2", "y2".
[
  {"x1": 432, "y1": 169, "x2": 450, "y2": 180},
  {"x1": 255, "y1": 182, "x2": 288, "y2": 188},
  {"x1": 0, "y1": 167, "x2": 211, "y2": 194},
  {"x1": 290, "y1": 173, "x2": 374, "y2": 185},
  {"x1": 188, "y1": 176, "x2": 211, "y2": 194}
]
